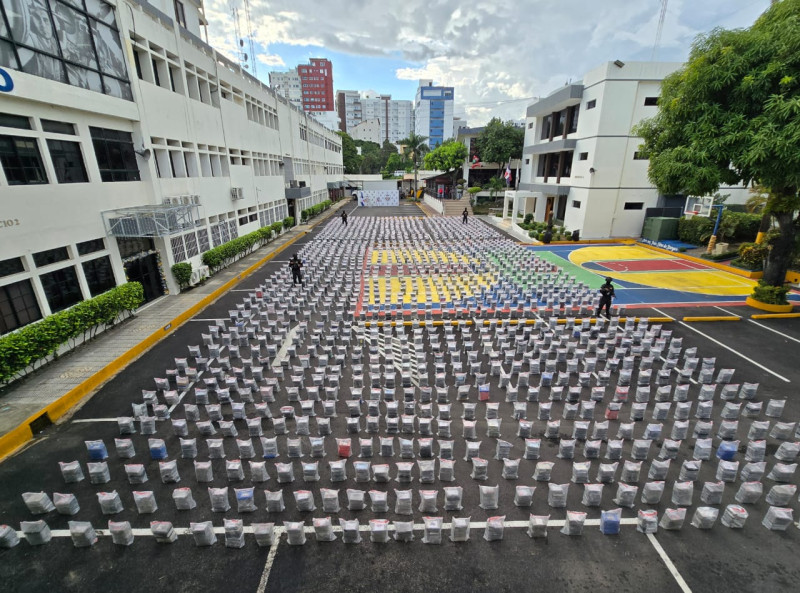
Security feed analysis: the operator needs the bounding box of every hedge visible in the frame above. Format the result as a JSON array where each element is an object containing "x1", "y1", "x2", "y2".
[
  {"x1": 678, "y1": 211, "x2": 761, "y2": 245},
  {"x1": 201, "y1": 223, "x2": 283, "y2": 273},
  {"x1": 0, "y1": 282, "x2": 144, "y2": 385},
  {"x1": 283, "y1": 216, "x2": 295, "y2": 230},
  {"x1": 300, "y1": 200, "x2": 333, "y2": 222}
]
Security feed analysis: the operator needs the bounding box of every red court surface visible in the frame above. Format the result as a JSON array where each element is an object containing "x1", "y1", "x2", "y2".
[{"x1": 597, "y1": 258, "x2": 708, "y2": 272}]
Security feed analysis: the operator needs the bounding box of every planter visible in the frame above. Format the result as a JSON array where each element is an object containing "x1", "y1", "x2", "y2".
[{"x1": 745, "y1": 296, "x2": 794, "y2": 313}]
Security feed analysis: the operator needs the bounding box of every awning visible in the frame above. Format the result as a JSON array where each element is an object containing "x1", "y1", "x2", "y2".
[{"x1": 102, "y1": 204, "x2": 200, "y2": 237}]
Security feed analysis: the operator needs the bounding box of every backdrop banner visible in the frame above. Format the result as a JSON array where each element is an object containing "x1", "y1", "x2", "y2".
[{"x1": 360, "y1": 190, "x2": 400, "y2": 207}]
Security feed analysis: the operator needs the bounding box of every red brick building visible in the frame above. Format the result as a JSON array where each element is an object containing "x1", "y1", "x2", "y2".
[{"x1": 298, "y1": 58, "x2": 333, "y2": 112}]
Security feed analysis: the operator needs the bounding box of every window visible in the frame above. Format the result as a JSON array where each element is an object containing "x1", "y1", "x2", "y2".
[
  {"x1": 0, "y1": 257, "x2": 25, "y2": 278},
  {"x1": 633, "y1": 151, "x2": 648, "y2": 160},
  {"x1": 0, "y1": 279, "x2": 42, "y2": 334},
  {"x1": 561, "y1": 151, "x2": 574, "y2": 178},
  {"x1": 77, "y1": 238, "x2": 105, "y2": 256},
  {"x1": 586, "y1": 99, "x2": 596, "y2": 110},
  {"x1": 41, "y1": 120, "x2": 76, "y2": 135},
  {"x1": 0, "y1": 135, "x2": 48, "y2": 185},
  {"x1": 572, "y1": 200, "x2": 582, "y2": 208},
  {"x1": 540, "y1": 115, "x2": 552, "y2": 140},
  {"x1": 0, "y1": 113, "x2": 31, "y2": 130},
  {"x1": 47, "y1": 140, "x2": 88, "y2": 183},
  {"x1": 174, "y1": 1, "x2": 187, "y2": 28},
  {"x1": 624, "y1": 202, "x2": 644, "y2": 210},
  {"x1": 568, "y1": 105, "x2": 580, "y2": 134},
  {"x1": 536, "y1": 156, "x2": 547, "y2": 177},
  {"x1": 555, "y1": 110, "x2": 567, "y2": 136},
  {"x1": 556, "y1": 196, "x2": 567, "y2": 221},
  {"x1": 644, "y1": 96, "x2": 659, "y2": 106},
  {"x1": 33, "y1": 247, "x2": 69, "y2": 267},
  {"x1": 525, "y1": 158, "x2": 530, "y2": 165},
  {"x1": 40, "y1": 266, "x2": 83, "y2": 312},
  {"x1": 90, "y1": 127, "x2": 140, "y2": 182},
  {"x1": 82, "y1": 256, "x2": 116, "y2": 296},
  {"x1": 579, "y1": 152, "x2": 589, "y2": 160},
  {"x1": 528, "y1": 122, "x2": 533, "y2": 129}
]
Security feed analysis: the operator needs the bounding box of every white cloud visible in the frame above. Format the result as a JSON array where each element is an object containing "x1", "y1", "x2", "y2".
[
  {"x1": 256, "y1": 53, "x2": 286, "y2": 67},
  {"x1": 204, "y1": 0, "x2": 771, "y2": 125}
]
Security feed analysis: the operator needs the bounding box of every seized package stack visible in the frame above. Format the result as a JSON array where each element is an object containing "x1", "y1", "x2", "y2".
[
  {"x1": 484, "y1": 516, "x2": 505, "y2": 541},
  {"x1": 450, "y1": 517, "x2": 471, "y2": 542},
  {"x1": 527, "y1": 515, "x2": 550, "y2": 538},
  {"x1": 600, "y1": 509, "x2": 622, "y2": 535},
  {"x1": 561, "y1": 511, "x2": 587, "y2": 535},
  {"x1": 109, "y1": 521, "x2": 134, "y2": 545},
  {"x1": 690, "y1": 507, "x2": 718, "y2": 530},
  {"x1": 151, "y1": 521, "x2": 178, "y2": 543},
  {"x1": 637, "y1": 510, "x2": 658, "y2": 534},
  {"x1": 422, "y1": 517, "x2": 442, "y2": 544},
  {"x1": 721, "y1": 505, "x2": 748, "y2": 528},
  {"x1": 313, "y1": 517, "x2": 336, "y2": 542},
  {"x1": 762, "y1": 507, "x2": 793, "y2": 531},
  {"x1": 191, "y1": 521, "x2": 217, "y2": 546},
  {"x1": 21, "y1": 521, "x2": 52, "y2": 545},
  {"x1": 68, "y1": 521, "x2": 97, "y2": 547},
  {"x1": 0, "y1": 525, "x2": 21, "y2": 548}
]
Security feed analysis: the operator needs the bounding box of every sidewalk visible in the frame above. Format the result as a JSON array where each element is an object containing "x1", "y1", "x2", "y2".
[
  {"x1": 0, "y1": 201, "x2": 347, "y2": 442},
  {"x1": 478, "y1": 215, "x2": 536, "y2": 243}
]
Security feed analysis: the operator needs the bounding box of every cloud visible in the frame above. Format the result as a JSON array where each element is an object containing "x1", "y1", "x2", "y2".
[{"x1": 202, "y1": 0, "x2": 770, "y2": 125}]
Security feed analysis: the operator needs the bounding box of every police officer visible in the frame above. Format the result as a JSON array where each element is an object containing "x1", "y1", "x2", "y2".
[
  {"x1": 289, "y1": 254, "x2": 304, "y2": 286},
  {"x1": 597, "y1": 277, "x2": 615, "y2": 319}
]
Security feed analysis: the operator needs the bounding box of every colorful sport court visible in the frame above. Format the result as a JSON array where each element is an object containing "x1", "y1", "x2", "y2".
[{"x1": 530, "y1": 243, "x2": 800, "y2": 307}]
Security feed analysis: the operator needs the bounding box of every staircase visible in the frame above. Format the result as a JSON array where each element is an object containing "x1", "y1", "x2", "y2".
[{"x1": 441, "y1": 196, "x2": 473, "y2": 216}]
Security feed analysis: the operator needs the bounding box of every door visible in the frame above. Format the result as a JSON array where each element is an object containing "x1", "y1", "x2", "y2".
[
  {"x1": 545, "y1": 196, "x2": 554, "y2": 223},
  {"x1": 124, "y1": 254, "x2": 164, "y2": 302}
]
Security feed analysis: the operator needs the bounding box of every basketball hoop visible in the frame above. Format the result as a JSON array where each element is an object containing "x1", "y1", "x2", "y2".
[{"x1": 685, "y1": 210, "x2": 700, "y2": 219}]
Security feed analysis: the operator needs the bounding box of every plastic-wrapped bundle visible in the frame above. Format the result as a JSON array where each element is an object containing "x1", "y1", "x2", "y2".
[
  {"x1": 118, "y1": 416, "x2": 136, "y2": 435},
  {"x1": 494, "y1": 440, "x2": 511, "y2": 460},
  {"x1": 367, "y1": 519, "x2": 388, "y2": 544},
  {"x1": 233, "y1": 487, "x2": 255, "y2": 512},
  {"x1": 748, "y1": 421, "x2": 770, "y2": 441},
  {"x1": 659, "y1": 508, "x2": 686, "y2": 530},
  {"x1": 762, "y1": 506, "x2": 793, "y2": 531},
  {"x1": 438, "y1": 440, "x2": 454, "y2": 460},
  {"x1": 479, "y1": 485, "x2": 500, "y2": 510},
  {"x1": 394, "y1": 462, "x2": 413, "y2": 483},
  {"x1": 190, "y1": 460, "x2": 211, "y2": 483},
  {"x1": 438, "y1": 458, "x2": 455, "y2": 482},
  {"x1": 422, "y1": 517, "x2": 442, "y2": 544},
  {"x1": 513, "y1": 485, "x2": 534, "y2": 507},
  {"x1": 742, "y1": 401, "x2": 762, "y2": 418},
  {"x1": 252, "y1": 523, "x2": 275, "y2": 547},
  {"x1": 264, "y1": 489, "x2": 285, "y2": 513},
  {"x1": 671, "y1": 481, "x2": 694, "y2": 506},
  {"x1": 306, "y1": 437, "x2": 324, "y2": 459},
  {"x1": 133, "y1": 491, "x2": 158, "y2": 514},
  {"x1": 172, "y1": 487, "x2": 197, "y2": 510},
  {"x1": 140, "y1": 416, "x2": 157, "y2": 435},
  {"x1": 690, "y1": 506, "x2": 718, "y2": 529},
  {"x1": 196, "y1": 420, "x2": 216, "y2": 437},
  {"x1": 581, "y1": 483, "x2": 604, "y2": 507},
  {"x1": 716, "y1": 460, "x2": 739, "y2": 482},
  {"x1": 614, "y1": 483, "x2": 638, "y2": 508},
  {"x1": 620, "y1": 460, "x2": 642, "y2": 483},
  {"x1": 85, "y1": 440, "x2": 108, "y2": 461},
  {"x1": 677, "y1": 460, "x2": 700, "y2": 482},
  {"x1": 733, "y1": 481, "x2": 762, "y2": 504},
  {"x1": 637, "y1": 510, "x2": 658, "y2": 534},
  {"x1": 391, "y1": 488, "x2": 412, "y2": 515},
  {"x1": 572, "y1": 421, "x2": 589, "y2": 441},
  {"x1": 471, "y1": 458, "x2": 489, "y2": 481},
  {"x1": 205, "y1": 487, "x2": 229, "y2": 512},
  {"x1": 415, "y1": 438, "x2": 433, "y2": 459},
  {"x1": 175, "y1": 438, "x2": 197, "y2": 460},
  {"x1": 114, "y1": 438, "x2": 136, "y2": 459},
  {"x1": 108, "y1": 521, "x2": 134, "y2": 546},
  {"x1": 517, "y1": 420, "x2": 532, "y2": 438},
  {"x1": 766, "y1": 484, "x2": 797, "y2": 506},
  {"x1": 412, "y1": 459, "x2": 432, "y2": 484},
  {"x1": 222, "y1": 459, "x2": 243, "y2": 482},
  {"x1": 149, "y1": 521, "x2": 177, "y2": 543},
  {"x1": 364, "y1": 490, "x2": 387, "y2": 514},
  {"x1": 285, "y1": 521, "x2": 306, "y2": 546},
  {"x1": 21, "y1": 520, "x2": 52, "y2": 545},
  {"x1": 524, "y1": 439, "x2": 541, "y2": 460},
  {"x1": 312, "y1": 517, "x2": 336, "y2": 542},
  {"x1": 398, "y1": 438, "x2": 414, "y2": 459},
  {"x1": 699, "y1": 481, "x2": 724, "y2": 505},
  {"x1": 775, "y1": 442, "x2": 800, "y2": 462},
  {"x1": 693, "y1": 439, "x2": 713, "y2": 461},
  {"x1": 570, "y1": 462, "x2": 590, "y2": 484},
  {"x1": 767, "y1": 463, "x2": 797, "y2": 482},
  {"x1": 449, "y1": 517, "x2": 471, "y2": 542},
  {"x1": 483, "y1": 516, "x2": 505, "y2": 542},
  {"x1": 500, "y1": 458, "x2": 519, "y2": 480},
  {"x1": 641, "y1": 481, "x2": 665, "y2": 504},
  {"x1": 292, "y1": 489, "x2": 315, "y2": 512},
  {"x1": 158, "y1": 460, "x2": 180, "y2": 484},
  {"x1": 207, "y1": 439, "x2": 226, "y2": 459},
  {"x1": 245, "y1": 460, "x2": 267, "y2": 482},
  {"x1": 235, "y1": 438, "x2": 255, "y2": 459},
  {"x1": 648, "y1": 459, "x2": 671, "y2": 480},
  {"x1": 597, "y1": 462, "x2": 618, "y2": 484},
  {"x1": 560, "y1": 511, "x2": 586, "y2": 535},
  {"x1": 717, "y1": 422, "x2": 739, "y2": 440},
  {"x1": 673, "y1": 402, "x2": 691, "y2": 421},
  {"x1": 53, "y1": 492, "x2": 80, "y2": 516},
  {"x1": 271, "y1": 462, "x2": 292, "y2": 483},
  {"x1": 122, "y1": 465, "x2": 147, "y2": 488},
  {"x1": 601, "y1": 441, "x2": 621, "y2": 463},
  {"x1": 616, "y1": 423, "x2": 634, "y2": 441},
  {"x1": 97, "y1": 491, "x2": 123, "y2": 515},
  {"x1": 630, "y1": 403, "x2": 647, "y2": 422},
  {"x1": 22, "y1": 492, "x2": 55, "y2": 515},
  {"x1": 438, "y1": 484, "x2": 463, "y2": 511},
  {"x1": 738, "y1": 382, "x2": 759, "y2": 400},
  {"x1": 721, "y1": 505, "x2": 748, "y2": 528},
  {"x1": 485, "y1": 419, "x2": 501, "y2": 438},
  {"x1": 57, "y1": 461, "x2": 84, "y2": 486},
  {"x1": 393, "y1": 520, "x2": 414, "y2": 542},
  {"x1": 631, "y1": 439, "x2": 651, "y2": 461},
  {"x1": 547, "y1": 483, "x2": 569, "y2": 508},
  {"x1": 372, "y1": 464, "x2": 390, "y2": 483},
  {"x1": 418, "y1": 490, "x2": 438, "y2": 513},
  {"x1": 298, "y1": 461, "x2": 319, "y2": 482},
  {"x1": 317, "y1": 488, "x2": 339, "y2": 513},
  {"x1": 189, "y1": 521, "x2": 217, "y2": 547},
  {"x1": 378, "y1": 437, "x2": 394, "y2": 458},
  {"x1": 224, "y1": 518, "x2": 245, "y2": 548},
  {"x1": 600, "y1": 508, "x2": 622, "y2": 535},
  {"x1": 88, "y1": 462, "x2": 111, "y2": 484},
  {"x1": 283, "y1": 438, "x2": 302, "y2": 459},
  {"x1": 740, "y1": 462, "x2": 766, "y2": 482},
  {"x1": 558, "y1": 439, "x2": 576, "y2": 460},
  {"x1": 658, "y1": 440, "x2": 681, "y2": 461},
  {"x1": 534, "y1": 461, "x2": 555, "y2": 482},
  {"x1": 545, "y1": 421, "x2": 561, "y2": 439}
]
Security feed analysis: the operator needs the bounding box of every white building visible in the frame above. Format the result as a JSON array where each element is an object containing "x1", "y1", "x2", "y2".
[
  {"x1": 414, "y1": 80, "x2": 454, "y2": 148},
  {"x1": 268, "y1": 69, "x2": 302, "y2": 108},
  {"x1": 0, "y1": 0, "x2": 343, "y2": 335},
  {"x1": 517, "y1": 61, "x2": 747, "y2": 239},
  {"x1": 336, "y1": 90, "x2": 414, "y2": 144},
  {"x1": 350, "y1": 118, "x2": 382, "y2": 144}
]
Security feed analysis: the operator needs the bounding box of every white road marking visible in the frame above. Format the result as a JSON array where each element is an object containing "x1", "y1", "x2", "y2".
[
  {"x1": 256, "y1": 533, "x2": 284, "y2": 593},
  {"x1": 747, "y1": 319, "x2": 800, "y2": 345},
  {"x1": 647, "y1": 532, "x2": 694, "y2": 593},
  {"x1": 713, "y1": 306, "x2": 741, "y2": 317},
  {"x1": 652, "y1": 308, "x2": 675, "y2": 321},
  {"x1": 676, "y1": 321, "x2": 791, "y2": 383},
  {"x1": 272, "y1": 324, "x2": 301, "y2": 368},
  {"x1": 72, "y1": 418, "x2": 119, "y2": 423}
]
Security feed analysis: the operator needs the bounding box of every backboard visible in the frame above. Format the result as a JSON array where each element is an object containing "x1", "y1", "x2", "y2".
[{"x1": 684, "y1": 195, "x2": 714, "y2": 218}]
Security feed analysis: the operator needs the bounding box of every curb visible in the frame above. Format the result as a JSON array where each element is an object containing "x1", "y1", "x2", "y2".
[
  {"x1": 751, "y1": 312, "x2": 800, "y2": 319},
  {"x1": 682, "y1": 316, "x2": 740, "y2": 322},
  {"x1": 0, "y1": 205, "x2": 346, "y2": 462}
]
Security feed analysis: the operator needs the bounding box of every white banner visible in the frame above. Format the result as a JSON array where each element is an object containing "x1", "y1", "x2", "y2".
[{"x1": 360, "y1": 190, "x2": 399, "y2": 207}]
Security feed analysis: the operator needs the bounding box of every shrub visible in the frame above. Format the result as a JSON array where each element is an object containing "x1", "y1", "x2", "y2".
[
  {"x1": 283, "y1": 216, "x2": 294, "y2": 230},
  {"x1": 201, "y1": 224, "x2": 281, "y2": 273},
  {"x1": 171, "y1": 262, "x2": 192, "y2": 289},
  {"x1": 0, "y1": 282, "x2": 144, "y2": 384},
  {"x1": 524, "y1": 213, "x2": 533, "y2": 225},
  {"x1": 678, "y1": 215, "x2": 714, "y2": 245},
  {"x1": 751, "y1": 280, "x2": 789, "y2": 305}
]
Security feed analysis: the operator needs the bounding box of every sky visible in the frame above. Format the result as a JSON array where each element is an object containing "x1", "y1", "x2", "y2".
[{"x1": 202, "y1": 0, "x2": 772, "y2": 126}]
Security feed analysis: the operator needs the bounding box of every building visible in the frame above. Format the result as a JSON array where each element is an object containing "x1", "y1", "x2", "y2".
[
  {"x1": 268, "y1": 69, "x2": 302, "y2": 107},
  {"x1": 517, "y1": 61, "x2": 747, "y2": 239},
  {"x1": 456, "y1": 126, "x2": 521, "y2": 189},
  {"x1": 414, "y1": 80, "x2": 454, "y2": 148},
  {"x1": 350, "y1": 118, "x2": 382, "y2": 144},
  {"x1": 336, "y1": 90, "x2": 414, "y2": 144},
  {"x1": 270, "y1": 57, "x2": 334, "y2": 118},
  {"x1": 0, "y1": 0, "x2": 343, "y2": 335}
]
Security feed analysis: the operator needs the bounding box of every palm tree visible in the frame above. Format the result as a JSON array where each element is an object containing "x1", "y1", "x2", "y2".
[{"x1": 399, "y1": 132, "x2": 428, "y2": 200}]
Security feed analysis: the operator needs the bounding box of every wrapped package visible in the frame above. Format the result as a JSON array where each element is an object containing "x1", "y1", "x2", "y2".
[
  {"x1": 671, "y1": 482, "x2": 694, "y2": 506},
  {"x1": 59, "y1": 461, "x2": 85, "y2": 484},
  {"x1": 527, "y1": 514, "x2": 550, "y2": 538},
  {"x1": 133, "y1": 491, "x2": 158, "y2": 514},
  {"x1": 151, "y1": 521, "x2": 177, "y2": 543},
  {"x1": 641, "y1": 481, "x2": 665, "y2": 504},
  {"x1": 765, "y1": 484, "x2": 796, "y2": 506},
  {"x1": 422, "y1": 517, "x2": 442, "y2": 544},
  {"x1": 172, "y1": 488, "x2": 197, "y2": 510},
  {"x1": 637, "y1": 510, "x2": 658, "y2": 534},
  {"x1": 514, "y1": 486, "x2": 535, "y2": 507},
  {"x1": 690, "y1": 506, "x2": 718, "y2": 529},
  {"x1": 534, "y1": 461, "x2": 555, "y2": 482},
  {"x1": 444, "y1": 486, "x2": 464, "y2": 511},
  {"x1": 547, "y1": 483, "x2": 569, "y2": 508},
  {"x1": 285, "y1": 522, "x2": 306, "y2": 546},
  {"x1": 600, "y1": 508, "x2": 622, "y2": 535},
  {"x1": 582, "y1": 483, "x2": 604, "y2": 507},
  {"x1": 561, "y1": 511, "x2": 587, "y2": 535},
  {"x1": 614, "y1": 483, "x2": 638, "y2": 508},
  {"x1": 393, "y1": 521, "x2": 414, "y2": 542},
  {"x1": 208, "y1": 487, "x2": 230, "y2": 512},
  {"x1": 253, "y1": 523, "x2": 275, "y2": 547},
  {"x1": 484, "y1": 516, "x2": 505, "y2": 541},
  {"x1": 314, "y1": 517, "x2": 336, "y2": 542},
  {"x1": 721, "y1": 505, "x2": 748, "y2": 528},
  {"x1": 450, "y1": 517, "x2": 471, "y2": 542},
  {"x1": 68, "y1": 521, "x2": 97, "y2": 547},
  {"x1": 108, "y1": 521, "x2": 134, "y2": 546},
  {"x1": 236, "y1": 487, "x2": 257, "y2": 512},
  {"x1": 762, "y1": 507, "x2": 793, "y2": 531},
  {"x1": 734, "y1": 482, "x2": 763, "y2": 504},
  {"x1": 479, "y1": 485, "x2": 500, "y2": 510},
  {"x1": 97, "y1": 491, "x2": 123, "y2": 515},
  {"x1": 53, "y1": 492, "x2": 80, "y2": 516},
  {"x1": 22, "y1": 492, "x2": 55, "y2": 515},
  {"x1": 88, "y1": 462, "x2": 111, "y2": 484},
  {"x1": 21, "y1": 520, "x2": 52, "y2": 545},
  {"x1": 370, "y1": 519, "x2": 390, "y2": 543},
  {"x1": 659, "y1": 508, "x2": 686, "y2": 530}
]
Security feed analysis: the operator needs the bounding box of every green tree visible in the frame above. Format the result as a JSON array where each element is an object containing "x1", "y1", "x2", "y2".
[
  {"x1": 383, "y1": 152, "x2": 411, "y2": 178},
  {"x1": 634, "y1": 0, "x2": 800, "y2": 289},
  {"x1": 336, "y1": 131, "x2": 361, "y2": 174},
  {"x1": 475, "y1": 118, "x2": 525, "y2": 176},
  {"x1": 485, "y1": 176, "x2": 505, "y2": 200},
  {"x1": 423, "y1": 140, "x2": 469, "y2": 189},
  {"x1": 398, "y1": 132, "x2": 429, "y2": 199},
  {"x1": 354, "y1": 140, "x2": 382, "y2": 174}
]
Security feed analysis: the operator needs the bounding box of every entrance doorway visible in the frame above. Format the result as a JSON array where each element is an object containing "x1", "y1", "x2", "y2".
[
  {"x1": 124, "y1": 253, "x2": 164, "y2": 302},
  {"x1": 545, "y1": 196, "x2": 554, "y2": 223}
]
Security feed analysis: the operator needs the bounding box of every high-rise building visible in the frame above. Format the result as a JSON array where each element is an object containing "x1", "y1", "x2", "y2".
[
  {"x1": 268, "y1": 69, "x2": 302, "y2": 106},
  {"x1": 336, "y1": 91, "x2": 414, "y2": 143},
  {"x1": 270, "y1": 58, "x2": 334, "y2": 115},
  {"x1": 414, "y1": 80, "x2": 454, "y2": 148}
]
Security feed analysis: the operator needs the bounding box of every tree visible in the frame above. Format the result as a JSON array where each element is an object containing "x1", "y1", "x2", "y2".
[
  {"x1": 382, "y1": 152, "x2": 412, "y2": 178},
  {"x1": 475, "y1": 118, "x2": 525, "y2": 176},
  {"x1": 485, "y1": 176, "x2": 505, "y2": 201},
  {"x1": 423, "y1": 140, "x2": 469, "y2": 189},
  {"x1": 398, "y1": 132, "x2": 429, "y2": 198},
  {"x1": 336, "y1": 131, "x2": 361, "y2": 174},
  {"x1": 354, "y1": 140, "x2": 382, "y2": 174},
  {"x1": 633, "y1": 0, "x2": 800, "y2": 289}
]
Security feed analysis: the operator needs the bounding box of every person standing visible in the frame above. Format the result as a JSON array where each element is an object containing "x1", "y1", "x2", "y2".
[
  {"x1": 341, "y1": 210, "x2": 348, "y2": 226},
  {"x1": 289, "y1": 254, "x2": 304, "y2": 286},
  {"x1": 597, "y1": 277, "x2": 615, "y2": 319},
  {"x1": 462, "y1": 208, "x2": 468, "y2": 224}
]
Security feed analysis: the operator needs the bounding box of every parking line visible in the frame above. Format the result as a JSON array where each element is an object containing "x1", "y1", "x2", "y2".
[
  {"x1": 647, "y1": 533, "x2": 693, "y2": 593},
  {"x1": 256, "y1": 536, "x2": 283, "y2": 593},
  {"x1": 747, "y1": 319, "x2": 800, "y2": 345}
]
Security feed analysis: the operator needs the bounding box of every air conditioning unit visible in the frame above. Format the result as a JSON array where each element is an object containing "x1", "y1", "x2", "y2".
[
  {"x1": 189, "y1": 265, "x2": 210, "y2": 286},
  {"x1": 162, "y1": 197, "x2": 177, "y2": 205},
  {"x1": 180, "y1": 194, "x2": 200, "y2": 205},
  {"x1": 231, "y1": 187, "x2": 244, "y2": 200}
]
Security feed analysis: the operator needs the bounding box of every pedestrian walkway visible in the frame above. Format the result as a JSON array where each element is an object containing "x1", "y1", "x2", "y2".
[{"x1": 0, "y1": 201, "x2": 348, "y2": 444}]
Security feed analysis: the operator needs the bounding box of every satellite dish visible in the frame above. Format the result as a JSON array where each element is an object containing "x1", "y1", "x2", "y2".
[{"x1": 135, "y1": 148, "x2": 151, "y2": 159}]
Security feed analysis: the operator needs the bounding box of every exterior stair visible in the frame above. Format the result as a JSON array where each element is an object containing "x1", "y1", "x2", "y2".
[{"x1": 441, "y1": 196, "x2": 473, "y2": 216}]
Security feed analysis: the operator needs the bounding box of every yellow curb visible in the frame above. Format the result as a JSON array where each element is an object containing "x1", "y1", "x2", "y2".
[
  {"x1": 682, "y1": 316, "x2": 741, "y2": 322},
  {"x1": 745, "y1": 296, "x2": 795, "y2": 314},
  {"x1": 636, "y1": 242, "x2": 763, "y2": 280},
  {"x1": 751, "y1": 312, "x2": 800, "y2": 319},
  {"x1": 0, "y1": 230, "x2": 310, "y2": 463}
]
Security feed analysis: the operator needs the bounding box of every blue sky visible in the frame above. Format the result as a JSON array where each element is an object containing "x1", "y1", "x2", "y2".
[{"x1": 203, "y1": 0, "x2": 772, "y2": 125}]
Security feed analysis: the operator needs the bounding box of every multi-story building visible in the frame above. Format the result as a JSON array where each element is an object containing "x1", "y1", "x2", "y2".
[
  {"x1": 350, "y1": 118, "x2": 382, "y2": 144},
  {"x1": 270, "y1": 58, "x2": 333, "y2": 118},
  {"x1": 0, "y1": 0, "x2": 343, "y2": 335},
  {"x1": 414, "y1": 80, "x2": 454, "y2": 148},
  {"x1": 336, "y1": 91, "x2": 413, "y2": 144},
  {"x1": 268, "y1": 69, "x2": 302, "y2": 107},
  {"x1": 518, "y1": 61, "x2": 747, "y2": 238}
]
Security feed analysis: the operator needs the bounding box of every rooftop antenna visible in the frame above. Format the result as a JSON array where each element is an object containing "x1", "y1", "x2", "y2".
[
  {"x1": 243, "y1": 0, "x2": 258, "y2": 77},
  {"x1": 651, "y1": 0, "x2": 668, "y2": 61},
  {"x1": 229, "y1": 2, "x2": 249, "y2": 71}
]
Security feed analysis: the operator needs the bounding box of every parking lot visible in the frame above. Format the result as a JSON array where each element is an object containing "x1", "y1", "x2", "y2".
[{"x1": 1, "y1": 210, "x2": 799, "y2": 593}]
